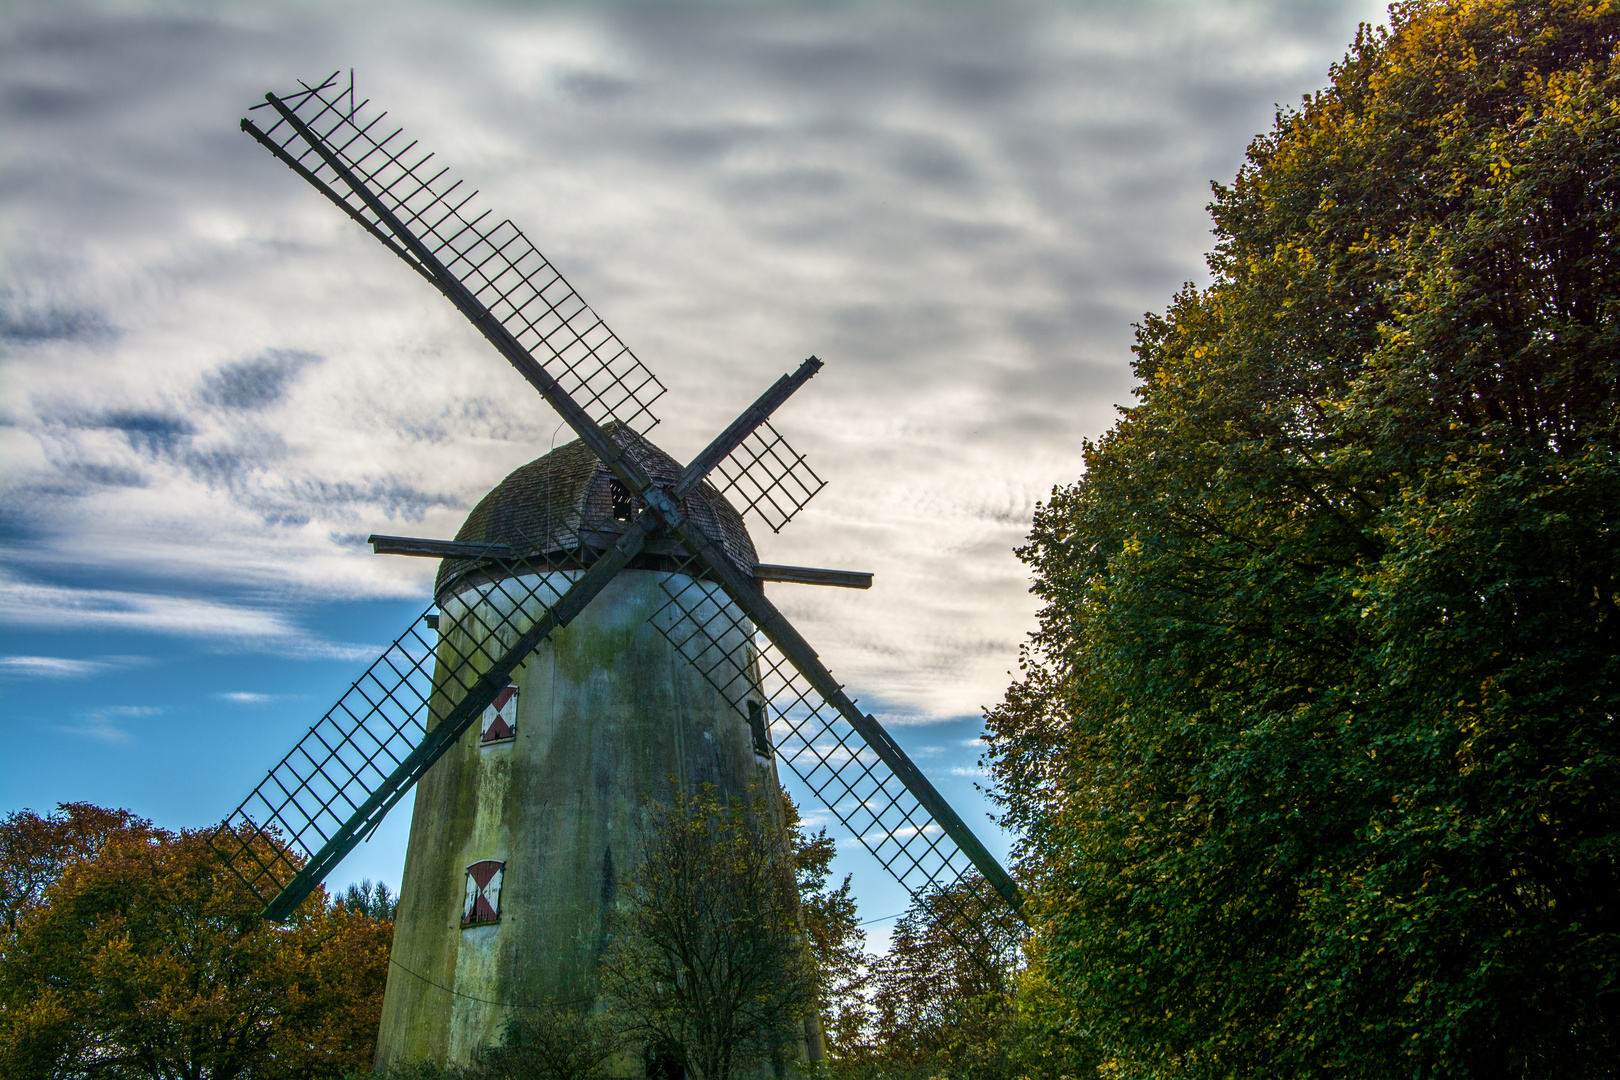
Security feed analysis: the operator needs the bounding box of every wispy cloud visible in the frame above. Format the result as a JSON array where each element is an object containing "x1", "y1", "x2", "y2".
[
  {"x1": 1, "y1": 574, "x2": 290, "y2": 637},
  {"x1": 0, "y1": 655, "x2": 110, "y2": 678},
  {"x1": 0, "y1": 573, "x2": 378, "y2": 661},
  {"x1": 217, "y1": 691, "x2": 274, "y2": 704},
  {"x1": 58, "y1": 704, "x2": 161, "y2": 744},
  {"x1": 0, "y1": 297, "x2": 114, "y2": 345},
  {"x1": 865, "y1": 823, "x2": 943, "y2": 844},
  {"x1": 199, "y1": 349, "x2": 320, "y2": 412}
]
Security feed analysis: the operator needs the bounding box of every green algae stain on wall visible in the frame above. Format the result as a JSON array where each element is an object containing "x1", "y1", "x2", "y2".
[{"x1": 376, "y1": 569, "x2": 783, "y2": 1070}]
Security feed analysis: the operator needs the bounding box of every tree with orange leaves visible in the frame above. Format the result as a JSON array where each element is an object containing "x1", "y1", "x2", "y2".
[
  {"x1": 0, "y1": 803, "x2": 151, "y2": 933},
  {"x1": 0, "y1": 805, "x2": 391, "y2": 1079}
]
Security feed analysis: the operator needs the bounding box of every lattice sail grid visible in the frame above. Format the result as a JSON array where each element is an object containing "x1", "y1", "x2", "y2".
[
  {"x1": 710, "y1": 419, "x2": 825, "y2": 533},
  {"x1": 209, "y1": 520, "x2": 599, "y2": 907},
  {"x1": 245, "y1": 72, "x2": 664, "y2": 434},
  {"x1": 651, "y1": 555, "x2": 1019, "y2": 949}
]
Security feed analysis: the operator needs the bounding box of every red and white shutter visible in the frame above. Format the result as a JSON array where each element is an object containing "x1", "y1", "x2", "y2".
[
  {"x1": 480, "y1": 685, "x2": 518, "y2": 744},
  {"x1": 462, "y1": 860, "x2": 504, "y2": 926}
]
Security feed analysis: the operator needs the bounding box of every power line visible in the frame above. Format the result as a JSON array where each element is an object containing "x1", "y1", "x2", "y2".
[
  {"x1": 859, "y1": 910, "x2": 905, "y2": 926},
  {"x1": 388, "y1": 955, "x2": 591, "y2": 1010}
]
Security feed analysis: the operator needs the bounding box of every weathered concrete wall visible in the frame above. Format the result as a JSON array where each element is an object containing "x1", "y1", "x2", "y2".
[{"x1": 374, "y1": 568, "x2": 787, "y2": 1068}]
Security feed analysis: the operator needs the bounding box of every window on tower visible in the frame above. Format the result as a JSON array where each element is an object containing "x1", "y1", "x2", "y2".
[
  {"x1": 481, "y1": 684, "x2": 518, "y2": 744},
  {"x1": 747, "y1": 700, "x2": 773, "y2": 759},
  {"x1": 462, "y1": 860, "x2": 505, "y2": 927},
  {"x1": 610, "y1": 477, "x2": 634, "y2": 522}
]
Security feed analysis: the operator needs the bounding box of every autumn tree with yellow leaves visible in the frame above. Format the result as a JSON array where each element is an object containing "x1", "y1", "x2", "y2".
[{"x1": 0, "y1": 804, "x2": 392, "y2": 1079}]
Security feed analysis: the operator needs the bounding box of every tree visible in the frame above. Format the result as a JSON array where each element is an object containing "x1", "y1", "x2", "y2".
[
  {"x1": 985, "y1": 1, "x2": 1619, "y2": 1076},
  {"x1": 782, "y1": 797, "x2": 868, "y2": 1058},
  {"x1": 857, "y1": 879, "x2": 1022, "y2": 1080},
  {"x1": 0, "y1": 807, "x2": 392, "y2": 1079},
  {"x1": 0, "y1": 804, "x2": 153, "y2": 932},
  {"x1": 823, "y1": 878, "x2": 1089, "y2": 1080},
  {"x1": 599, "y1": 786, "x2": 819, "y2": 1080},
  {"x1": 339, "y1": 878, "x2": 400, "y2": 921}
]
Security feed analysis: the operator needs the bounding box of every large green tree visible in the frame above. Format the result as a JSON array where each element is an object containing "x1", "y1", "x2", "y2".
[{"x1": 985, "y1": 1, "x2": 1619, "y2": 1076}]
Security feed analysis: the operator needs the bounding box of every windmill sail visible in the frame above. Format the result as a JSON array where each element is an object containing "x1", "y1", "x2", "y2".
[
  {"x1": 243, "y1": 72, "x2": 823, "y2": 531},
  {"x1": 223, "y1": 72, "x2": 1022, "y2": 934},
  {"x1": 655, "y1": 561, "x2": 1025, "y2": 937},
  {"x1": 243, "y1": 73, "x2": 664, "y2": 435},
  {"x1": 212, "y1": 513, "x2": 658, "y2": 920},
  {"x1": 709, "y1": 417, "x2": 826, "y2": 533}
]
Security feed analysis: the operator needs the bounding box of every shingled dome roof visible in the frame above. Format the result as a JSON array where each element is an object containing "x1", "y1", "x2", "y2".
[{"x1": 435, "y1": 424, "x2": 757, "y2": 599}]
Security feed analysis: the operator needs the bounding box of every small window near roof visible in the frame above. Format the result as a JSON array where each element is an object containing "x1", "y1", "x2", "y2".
[
  {"x1": 610, "y1": 478, "x2": 634, "y2": 522},
  {"x1": 462, "y1": 860, "x2": 504, "y2": 926},
  {"x1": 481, "y1": 685, "x2": 517, "y2": 744}
]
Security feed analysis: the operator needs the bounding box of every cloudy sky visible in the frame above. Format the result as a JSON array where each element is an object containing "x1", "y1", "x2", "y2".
[{"x1": 2, "y1": 0, "x2": 1382, "y2": 938}]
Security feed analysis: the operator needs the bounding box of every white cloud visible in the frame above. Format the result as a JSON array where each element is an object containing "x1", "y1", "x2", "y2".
[
  {"x1": 0, "y1": 572, "x2": 378, "y2": 661},
  {"x1": 1, "y1": 573, "x2": 290, "y2": 638},
  {"x1": 57, "y1": 705, "x2": 161, "y2": 744},
  {"x1": 0, "y1": 0, "x2": 1384, "y2": 722},
  {"x1": 0, "y1": 655, "x2": 110, "y2": 678},
  {"x1": 217, "y1": 691, "x2": 274, "y2": 704},
  {"x1": 864, "y1": 823, "x2": 943, "y2": 844}
]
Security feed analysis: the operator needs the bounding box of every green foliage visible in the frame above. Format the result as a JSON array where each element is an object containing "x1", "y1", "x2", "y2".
[
  {"x1": 985, "y1": 1, "x2": 1620, "y2": 1076},
  {"x1": 598, "y1": 785, "x2": 818, "y2": 1080},
  {"x1": 823, "y1": 880, "x2": 1089, "y2": 1080},
  {"x1": 369, "y1": 1064, "x2": 472, "y2": 1080},
  {"x1": 1004, "y1": 943, "x2": 1097, "y2": 1080},
  {"x1": 865, "y1": 880, "x2": 1020, "y2": 1080},
  {"x1": 476, "y1": 1006, "x2": 625, "y2": 1080},
  {"x1": 339, "y1": 879, "x2": 400, "y2": 922}
]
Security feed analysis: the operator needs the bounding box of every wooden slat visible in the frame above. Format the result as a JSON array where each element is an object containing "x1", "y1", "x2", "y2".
[
  {"x1": 368, "y1": 534, "x2": 513, "y2": 559},
  {"x1": 752, "y1": 564, "x2": 873, "y2": 589}
]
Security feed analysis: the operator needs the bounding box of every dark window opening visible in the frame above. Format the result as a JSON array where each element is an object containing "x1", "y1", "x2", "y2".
[
  {"x1": 747, "y1": 700, "x2": 773, "y2": 759},
  {"x1": 610, "y1": 478, "x2": 634, "y2": 523}
]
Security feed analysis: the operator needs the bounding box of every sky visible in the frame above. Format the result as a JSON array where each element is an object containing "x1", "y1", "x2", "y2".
[{"x1": 1, "y1": 0, "x2": 1385, "y2": 945}]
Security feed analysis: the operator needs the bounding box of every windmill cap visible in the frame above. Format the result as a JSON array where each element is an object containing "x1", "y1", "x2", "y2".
[{"x1": 434, "y1": 423, "x2": 757, "y2": 600}]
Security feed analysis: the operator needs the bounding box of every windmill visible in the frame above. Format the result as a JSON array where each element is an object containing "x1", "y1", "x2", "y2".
[{"x1": 209, "y1": 71, "x2": 1024, "y2": 1067}]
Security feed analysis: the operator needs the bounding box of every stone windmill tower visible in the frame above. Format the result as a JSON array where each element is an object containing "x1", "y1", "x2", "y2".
[
  {"x1": 210, "y1": 72, "x2": 1025, "y2": 1070},
  {"x1": 377, "y1": 431, "x2": 796, "y2": 1062}
]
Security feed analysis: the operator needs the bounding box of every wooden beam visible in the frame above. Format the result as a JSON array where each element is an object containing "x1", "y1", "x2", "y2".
[
  {"x1": 372, "y1": 537, "x2": 870, "y2": 590},
  {"x1": 263, "y1": 517, "x2": 658, "y2": 921},
  {"x1": 368, "y1": 534, "x2": 513, "y2": 559},
  {"x1": 753, "y1": 564, "x2": 873, "y2": 589}
]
